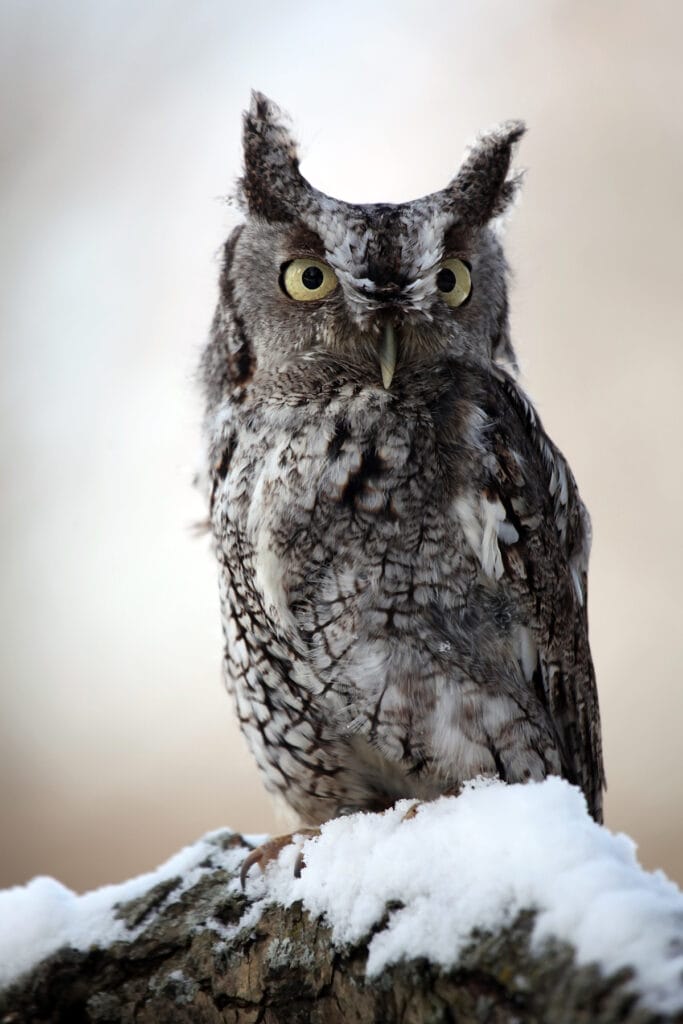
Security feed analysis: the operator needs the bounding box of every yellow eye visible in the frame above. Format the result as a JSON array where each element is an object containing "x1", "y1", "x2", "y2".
[
  {"x1": 436, "y1": 258, "x2": 472, "y2": 308},
  {"x1": 282, "y1": 258, "x2": 338, "y2": 302}
]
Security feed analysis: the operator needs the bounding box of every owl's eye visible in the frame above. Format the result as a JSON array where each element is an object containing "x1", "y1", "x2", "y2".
[
  {"x1": 282, "y1": 258, "x2": 338, "y2": 302},
  {"x1": 436, "y1": 258, "x2": 472, "y2": 308}
]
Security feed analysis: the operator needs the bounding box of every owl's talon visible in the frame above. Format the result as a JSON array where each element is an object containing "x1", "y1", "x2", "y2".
[
  {"x1": 293, "y1": 849, "x2": 306, "y2": 878},
  {"x1": 239, "y1": 847, "x2": 264, "y2": 889},
  {"x1": 240, "y1": 829, "x2": 320, "y2": 889},
  {"x1": 402, "y1": 801, "x2": 422, "y2": 821}
]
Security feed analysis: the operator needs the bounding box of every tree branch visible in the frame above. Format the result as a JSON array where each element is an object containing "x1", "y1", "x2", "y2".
[{"x1": 1, "y1": 823, "x2": 681, "y2": 1024}]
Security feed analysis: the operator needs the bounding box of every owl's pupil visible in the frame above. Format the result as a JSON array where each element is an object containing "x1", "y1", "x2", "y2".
[
  {"x1": 302, "y1": 266, "x2": 324, "y2": 290},
  {"x1": 436, "y1": 267, "x2": 456, "y2": 293}
]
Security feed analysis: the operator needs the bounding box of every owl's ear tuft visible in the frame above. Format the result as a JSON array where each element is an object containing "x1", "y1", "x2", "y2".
[
  {"x1": 450, "y1": 120, "x2": 526, "y2": 226},
  {"x1": 239, "y1": 91, "x2": 308, "y2": 221}
]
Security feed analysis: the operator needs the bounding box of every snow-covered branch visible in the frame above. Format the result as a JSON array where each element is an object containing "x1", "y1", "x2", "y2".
[{"x1": 1, "y1": 779, "x2": 682, "y2": 1023}]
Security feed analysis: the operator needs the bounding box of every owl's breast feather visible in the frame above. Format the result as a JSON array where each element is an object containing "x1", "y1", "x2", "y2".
[{"x1": 219, "y1": 384, "x2": 490, "y2": 645}]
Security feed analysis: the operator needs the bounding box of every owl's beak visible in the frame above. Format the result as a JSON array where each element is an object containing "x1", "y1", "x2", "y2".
[{"x1": 378, "y1": 322, "x2": 398, "y2": 389}]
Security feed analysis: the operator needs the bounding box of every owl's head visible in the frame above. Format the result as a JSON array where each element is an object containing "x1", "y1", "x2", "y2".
[{"x1": 222, "y1": 92, "x2": 524, "y2": 391}]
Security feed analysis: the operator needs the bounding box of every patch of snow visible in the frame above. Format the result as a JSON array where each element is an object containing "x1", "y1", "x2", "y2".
[
  {"x1": 262, "y1": 778, "x2": 683, "y2": 1014},
  {"x1": 0, "y1": 829, "x2": 244, "y2": 989},
  {"x1": 2, "y1": 780, "x2": 682, "y2": 1015}
]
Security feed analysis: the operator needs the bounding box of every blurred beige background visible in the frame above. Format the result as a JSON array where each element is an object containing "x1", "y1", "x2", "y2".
[{"x1": 1, "y1": 0, "x2": 681, "y2": 893}]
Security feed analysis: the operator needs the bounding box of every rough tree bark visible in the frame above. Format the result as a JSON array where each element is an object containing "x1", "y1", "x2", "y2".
[{"x1": 0, "y1": 830, "x2": 680, "y2": 1024}]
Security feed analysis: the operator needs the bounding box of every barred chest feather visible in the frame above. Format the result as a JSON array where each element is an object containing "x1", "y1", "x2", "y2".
[{"x1": 207, "y1": 362, "x2": 566, "y2": 822}]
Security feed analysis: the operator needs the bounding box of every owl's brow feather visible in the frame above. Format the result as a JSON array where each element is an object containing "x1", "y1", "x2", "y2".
[
  {"x1": 443, "y1": 221, "x2": 476, "y2": 254},
  {"x1": 284, "y1": 225, "x2": 326, "y2": 257}
]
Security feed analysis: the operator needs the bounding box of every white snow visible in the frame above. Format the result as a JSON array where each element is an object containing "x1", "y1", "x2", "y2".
[
  {"x1": 1, "y1": 780, "x2": 682, "y2": 1014},
  {"x1": 261, "y1": 778, "x2": 683, "y2": 1014},
  {"x1": 0, "y1": 830, "x2": 246, "y2": 989}
]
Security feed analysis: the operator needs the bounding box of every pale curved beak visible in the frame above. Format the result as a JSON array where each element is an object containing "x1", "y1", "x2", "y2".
[{"x1": 378, "y1": 322, "x2": 398, "y2": 389}]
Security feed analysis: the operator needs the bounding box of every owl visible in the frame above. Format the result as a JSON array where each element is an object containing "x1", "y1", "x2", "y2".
[{"x1": 200, "y1": 92, "x2": 604, "y2": 841}]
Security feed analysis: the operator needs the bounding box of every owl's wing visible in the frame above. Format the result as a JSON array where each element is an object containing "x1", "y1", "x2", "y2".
[{"x1": 483, "y1": 367, "x2": 605, "y2": 821}]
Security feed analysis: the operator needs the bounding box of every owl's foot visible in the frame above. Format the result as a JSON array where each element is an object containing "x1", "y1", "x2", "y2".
[
  {"x1": 240, "y1": 828, "x2": 320, "y2": 888},
  {"x1": 401, "y1": 784, "x2": 465, "y2": 821}
]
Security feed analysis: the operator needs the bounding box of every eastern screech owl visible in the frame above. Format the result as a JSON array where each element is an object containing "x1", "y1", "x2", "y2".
[{"x1": 200, "y1": 92, "x2": 604, "y2": 828}]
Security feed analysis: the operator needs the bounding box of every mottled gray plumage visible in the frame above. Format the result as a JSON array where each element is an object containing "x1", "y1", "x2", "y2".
[{"x1": 200, "y1": 92, "x2": 604, "y2": 827}]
